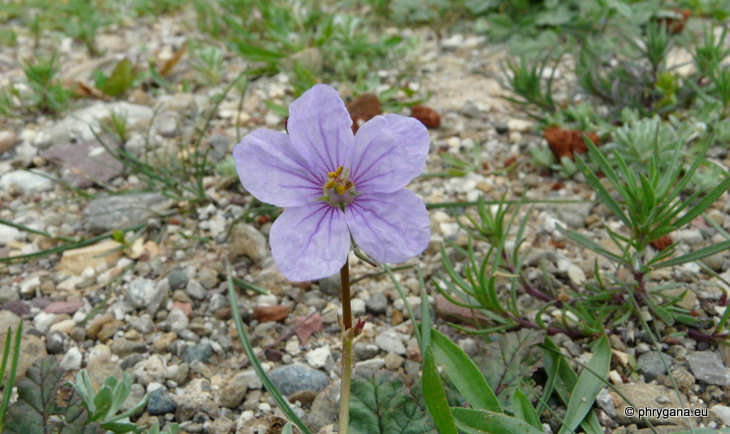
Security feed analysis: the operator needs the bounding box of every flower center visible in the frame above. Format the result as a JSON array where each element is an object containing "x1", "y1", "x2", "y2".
[{"x1": 321, "y1": 165, "x2": 357, "y2": 207}]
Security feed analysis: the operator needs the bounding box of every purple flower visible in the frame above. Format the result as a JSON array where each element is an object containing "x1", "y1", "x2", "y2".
[{"x1": 233, "y1": 84, "x2": 430, "y2": 281}]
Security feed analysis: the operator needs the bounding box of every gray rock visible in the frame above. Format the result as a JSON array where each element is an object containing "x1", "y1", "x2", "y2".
[
  {"x1": 375, "y1": 331, "x2": 406, "y2": 355},
  {"x1": 0, "y1": 170, "x2": 54, "y2": 194},
  {"x1": 712, "y1": 405, "x2": 730, "y2": 426},
  {"x1": 269, "y1": 363, "x2": 329, "y2": 396},
  {"x1": 197, "y1": 267, "x2": 219, "y2": 290},
  {"x1": 182, "y1": 343, "x2": 213, "y2": 364},
  {"x1": 46, "y1": 101, "x2": 153, "y2": 146},
  {"x1": 638, "y1": 352, "x2": 673, "y2": 382},
  {"x1": 318, "y1": 274, "x2": 340, "y2": 296},
  {"x1": 185, "y1": 280, "x2": 205, "y2": 300},
  {"x1": 132, "y1": 314, "x2": 154, "y2": 334},
  {"x1": 217, "y1": 371, "x2": 262, "y2": 408},
  {"x1": 148, "y1": 385, "x2": 177, "y2": 415},
  {"x1": 207, "y1": 294, "x2": 228, "y2": 312},
  {"x1": 126, "y1": 278, "x2": 168, "y2": 315},
  {"x1": 83, "y1": 193, "x2": 173, "y2": 233},
  {"x1": 152, "y1": 112, "x2": 180, "y2": 138},
  {"x1": 229, "y1": 223, "x2": 268, "y2": 263},
  {"x1": 365, "y1": 293, "x2": 387, "y2": 315},
  {"x1": 0, "y1": 311, "x2": 21, "y2": 333},
  {"x1": 46, "y1": 330, "x2": 65, "y2": 354},
  {"x1": 168, "y1": 268, "x2": 189, "y2": 290},
  {"x1": 0, "y1": 285, "x2": 18, "y2": 303},
  {"x1": 42, "y1": 134, "x2": 124, "y2": 188},
  {"x1": 688, "y1": 351, "x2": 730, "y2": 386},
  {"x1": 355, "y1": 358, "x2": 385, "y2": 372},
  {"x1": 595, "y1": 388, "x2": 616, "y2": 418},
  {"x1": 306, "y1": 383, "x2": 338, "y2": 432},
  {"x1": 354, "y1": 342, "x2": 379, "y2": 360},
  {"x1": 458, "y1": 338, "x2": 478, "y2": 358},
  {"x1": 552, "y1": 202, "x2": 593, "y2": 229},
  {"x1": 0, "y1": 224, "x2": 24, "y2": 246},
  {"x1": 168, "y1": 308, "x2": 189, "y2": 334}
]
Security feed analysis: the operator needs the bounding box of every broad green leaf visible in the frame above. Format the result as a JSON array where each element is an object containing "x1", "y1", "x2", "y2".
[
  {"x1": 422, "y1": 347, "x2": 458, "y2": 434},
  {"x1": 282, "y1": 422, "x2": 294, "y2": 434},
  {"x1": 349, "y1": 371, "x2": 437, "y2": 434},
  {"x1": 512, "y1": 389, "x2": 541, "y2": 430},
  {"x1": 101, "y1": 58, "x2": 134, "y2": 97},
  {"x1": 429, "y1": 328, "x2": 501, "y2": 412},
  {"x1": 542, "y1": 338, "x2": 604, "y2": 434},
  {"x1": 5, "y1": 357, "x2": 97, "y2": 434},
  {"x1": 451, "y1": 408, "x2": 544, "y2": 434},
  {"x1": 478, "y1": 329, "x2": 543, "y2": 412},
  {"x1": 558, "y1": 336, "x2": 610, "y2": 434}
]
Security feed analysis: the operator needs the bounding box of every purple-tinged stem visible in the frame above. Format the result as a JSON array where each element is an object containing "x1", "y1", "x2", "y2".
[{"x1": 338, "y1": 259, "x2": 353, "y2": 434}]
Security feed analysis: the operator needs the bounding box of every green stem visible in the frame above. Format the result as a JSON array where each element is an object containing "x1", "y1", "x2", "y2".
[{"x1": 339, "y1": 259, "x2": 353, "y2": 433}]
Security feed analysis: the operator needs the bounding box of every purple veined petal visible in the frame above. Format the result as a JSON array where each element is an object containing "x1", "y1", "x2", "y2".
[
  {"x1": 348, "y1": 114, "x2": 429, "y2": 194},
  {"x1": 234, "y1": 129, "x2": 325, "y2": 208},
  {"x1": 287, "y1": 84, "x2": 354, "y2": 174},
  {"x1": 345, "y1": 189, "x2": 430, "y2": 264},
  {"x1": 270, "y1": 202, "x2": 350, "y2": 281}
]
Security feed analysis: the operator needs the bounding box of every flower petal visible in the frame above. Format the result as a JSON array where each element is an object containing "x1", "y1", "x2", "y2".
[
  {"x1": 270, "y1": 202, "x2": 349, "y2": 281},
  {"x1": 234, "y1": 129, "x2": 324, "y2": 207},
  {"x1": 346, "y1": 189, "x2": 430, "y2": 264},
  {"x1": 287, "y1": 84, "x2": 354, "y2": 174},
  {"x1": 349, "y1": 114, "x2": 429, "y2": 194}
]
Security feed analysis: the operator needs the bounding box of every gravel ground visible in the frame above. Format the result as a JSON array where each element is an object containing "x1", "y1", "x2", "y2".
[{"x1": 1, "y1": 5, "x2": 730, "y2": 434}]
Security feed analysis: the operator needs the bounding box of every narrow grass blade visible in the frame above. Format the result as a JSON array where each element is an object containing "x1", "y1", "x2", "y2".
[
  {"x1": 429, "y1": 328, "x2": 501, "y2": 412},
  {"x1": 385, "y1": 264, "x2": 421, "y2": 350},
  {"x1": 558, "y1": 336, "x2": 610, "y2": 434},
  {"x1": 232, "y1": 276, "x2": 268, "y2": 295},
  {"x1": 512, "y1": 389, "x2": 541, "y2": 430},
  {"x1": 0, "y1": 321, "x2": 22, "y2": 428},
  {"x1": 418, "y1": 266, "x2": 431, "y2": 360},
  {"x1": 226, "y1": 262, "x2": 310, "y2": 434},
  {"x1": 671, "y1": 176, "x2": 730, "y2": 228},
  {"x1": 556, "y1": 226, "x2": 622, "y2": 262},
  {"x1": 653, "y1": 239, "x2": 730, "y2": 269},
  {"x1": 422, "y1": 346, "x2": 458, "y2": 434},
  {"x1": 451, "y1": 408, "x2": 544, "y2": 434}
]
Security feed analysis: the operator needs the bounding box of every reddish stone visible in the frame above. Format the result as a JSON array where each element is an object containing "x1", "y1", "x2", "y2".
[
  {"x1": 346, "y1": 93, "x2": 381, "y2": 134},
  {"x1": 650, "y1": 235, "x2": 673, "y2": 251},
  {"x1": 253, "y1": 305, "x2": 290, "y2": 323},
  {"x1": 435, "y1": 295, "x2": 488, "y2": 325},
  {"x1": 543, "y1": 126, "x2": 600, "y2": 160},
  {"x1": 44, "y1": 300, "x2": 84, "y2": 314},
  {"x1": 410, "y1": 105, "x2": 441, "y2": 128},
  {"x1": 173, "y1": 302, "x2": 192, "y2": 317}
]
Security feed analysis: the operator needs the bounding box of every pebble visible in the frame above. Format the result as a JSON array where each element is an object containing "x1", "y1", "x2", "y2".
[
  {"x1": 0, "y1": 170, "x2": 54, "y2": 194},
  {"x1": 507, "y1": 118, "x2": 533, "y2": 133},
  {"x1": 712, "y1": 405, "x2": 730, "y2": 426},
  {"x1": 59, "y1": 347, "x2": 82, "y2": 371},
  {"x1": 83, "y1": 193, "x2": 173, "y2": 233},
  {"x1": 147, "y1": 384, "x2": 177, "y2": 415},
  {"x1": 688, "y1": 351, "x2": 730, "y2": 386},
  {"x1": 229, "y1": 223, "x2": 268, "y2": 263},
  {"x1": 351, "y1": 299, "x2": 366, "y2": 316},
  {"x1": 268, "y1": 363, "x2": 330, "y2": 396},
  {"x1": 0, "y1": 130, "x2": 18, "y2": 154},
  {"x1": 181, "y1": 343, "x2": 213, "y2": 364},
  {"x1": 185, "y1": 280, "x2": 206, "y2": 300},
  {"x1": 318, "y1": 274, "x2": 340, "y2": 296},
  {"x1": 355, "y1": 358, "x2": 385, "y2": 372},
  {"x1": 168, "y1": 268, "x2": 189, "y2": 290},
  {"x1": 637, "y1": 352, "x2": 673, "y2": 382},
  {"x1": 0, "y1": 224, "x2": 23, "y2": 245},
  {"x1": 305, "y1": 345, "x2": 331, "y2": 369},
  {"x1": 197, "y1": 267, "x2": 219, "y2": 289},
  {"x1": 354, "y1": 342, "x2": 379, "y2": 360},
  {"x1": 126, "y1": 278, "x2": 168, "y2": 314},
  {"x1": 375, "y1": 331, "x2": 406, "y2": 356},
  {"x1": 365, "y1": 293, "x2": 387, "y2": 315},
  {"x1": 167, "y1": 308, "x2": 189, "y2": 334},
  {"x1": 46, "y1": 330, "x2": 65, "y2": 354}
]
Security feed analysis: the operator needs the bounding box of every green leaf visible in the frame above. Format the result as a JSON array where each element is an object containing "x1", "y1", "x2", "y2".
[
  {"x1": 671, "y1": 176, "x2": 730, "y2": 229},
  {"x1": 0, "y1": 322, "x2": 22, "y2": 429},
  {"x1": 429, "y1": 328, "x2": 501, "y2": 412},
  {"x1": 477, "y1": 329, "x2": 543, "y2": 412},
  {"x1": 101, "y1": 58, "x2": 135, "y2": 97},
  {"x1": 422, "y1": 346, "x2": 458, "y2": 434},
  {"x1": 451, "y1": 408, "x2": 544, "y2": 434},
  {"x1": 541, "y1": 338, "x2": 603, "y2": 434},
  {"x1": 282, "y1": 422, "x2": 294, "y2": 434},
  {"x1": 558, "y1": 336, "x2": 610, "y2": 434},
  {"x1": 226, "y1": 263, "x2": 311, "y2": 434},
  {"x1": 653, "y1": 239, "x2": 730, "y2": 269},
  {"x1": 5, "y1": 357, "x2": 95, "y2": 434},
  {"x1": 91, "y1": 385, "x2": 112, "y2": 421},
  {"x1": 512, "y1": 390, "x2": 541, "y2": 430},
  {"x1": 349, "y1": 371, "x2": 437, "y2": 434}
]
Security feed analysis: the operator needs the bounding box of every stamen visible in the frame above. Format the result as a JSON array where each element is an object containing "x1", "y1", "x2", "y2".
[
  {"x1": 325, "y1": 180, "x2": 336, "y2": 190},
  {"x1": 328, "y1": 166, "x2": 344, "y2": 179},
  {"x1": 336, "y1": 184, "x2": 346, "y2": 194},
  {"x1": 343, "y1": 180, "x2": 353, "y2": 190}
]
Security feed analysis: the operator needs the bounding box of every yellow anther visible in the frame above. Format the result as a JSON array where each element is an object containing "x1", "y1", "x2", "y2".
[
  {"x1": 336, "y1": 184, "x2": 346, "y2": 194},
  {"x1": 325, "y1": 180, "x2": 336, "y2": 190},
  {"x1": 343, "y1": 180, "x2": 353, "y2": 190},
  {"x1": 328, "y1": 166, "x2": 344, "y2": 178}
]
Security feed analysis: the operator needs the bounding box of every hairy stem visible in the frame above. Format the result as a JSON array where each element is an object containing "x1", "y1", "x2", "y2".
[{"x1": 338, "y1": 259, "x2": 352, "y2": 434}]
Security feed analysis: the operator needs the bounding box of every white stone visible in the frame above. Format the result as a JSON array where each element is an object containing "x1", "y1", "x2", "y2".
[
  {"x1": 507, "y1": 118, "x2": 533, "y2": 133},
  {"x1": 0, "y1": 224, "x2": 23, "y2": 245},
  {"x1": 306, "y1": 345, "x2": 331, "y2": 369},
  {"x1": 34, "y1": 312, "x2": 56, "y2": 334},
  {"x1": 59, "y1": 347, "x2": 82, "y2": 371},
  {"x1": 256, "y1": 294, "x2": 277, "y2": 307},
  {"x1": 0, "y1": 170, "x2": 53, "y2": 194},
  {"x1": 20, "y1": 275, "x2": 41, "y2": 296},
  {"x1": 567, "y1": 264, "x2": 586, "y2": 285},
  {"x1": 285, "y1": 337, "x2": 301, "y2": 356},
  {"x1": 712, "y1": 405, "x2": 730, "y2": 426},
  {"x1": 351, "y1": 299, "x2": 366, "y2": 316}
]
